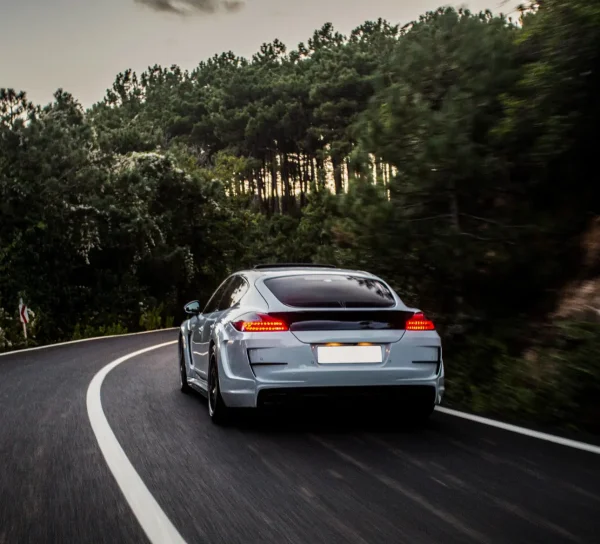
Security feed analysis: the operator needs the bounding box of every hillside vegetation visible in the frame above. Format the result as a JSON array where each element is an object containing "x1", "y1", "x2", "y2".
[{"x1": 1, "y1": 1, "x2": 599, "y2": 432}]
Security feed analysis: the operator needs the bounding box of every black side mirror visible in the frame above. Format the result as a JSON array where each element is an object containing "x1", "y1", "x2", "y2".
[{"x1": 184, "y1": 300, "x2": 201, "y2": 316}]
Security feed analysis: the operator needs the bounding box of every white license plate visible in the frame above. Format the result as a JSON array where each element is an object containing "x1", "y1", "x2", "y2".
[{"x1": 317, "y1": 345, "x2": 383, "y2": 364}]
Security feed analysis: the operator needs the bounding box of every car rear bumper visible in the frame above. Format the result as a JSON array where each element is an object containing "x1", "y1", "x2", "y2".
[
  {"x1": 256, "y1": 384, "x2": 437, "y2": 409},
  {"x1": 217, "y1": 330, "x2": 445, "y2": 409},
  {"x1": 220, "y1": 364, "x2": 445, "y2": 408}
]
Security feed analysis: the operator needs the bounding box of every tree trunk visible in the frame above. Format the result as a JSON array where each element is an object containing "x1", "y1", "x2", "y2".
[
  {"x1": 332, "y1": 153, "x2": 343, "y2": 195},
  {"x1": 346, "y1": 160, "x2": 352, "y2": 187},
  {"x1": 301, "y1": 155, "x2": 308, "y2": 207},
  {"x1": 316, "y1": 155, "x2": 326, "y2": 189},
  {"x1": 271, "y1": 152, "x2": 279, "y2": 215},
  {"x1": 282, "y1": 153, "x2": 290, "y2": 214},
  {"x1": 257, "y1": 165, "x2": 264, "y2": 209},
  {"x1": 375, "y1": 159, "x2": 383, "y2": 186}
]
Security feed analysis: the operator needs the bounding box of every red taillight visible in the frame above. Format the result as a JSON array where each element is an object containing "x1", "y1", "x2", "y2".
[
  {"x1": 232, "y1": 313, "x2": 289, "y2": 332},
  {"x1": 406, "y1": 313, "x2": 435, "y2": 331}
]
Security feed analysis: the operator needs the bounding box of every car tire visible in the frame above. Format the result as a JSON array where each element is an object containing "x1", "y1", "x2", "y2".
[
  {"x1": 208, "y1": 346, "x2": 230, "y2": 425},
  {"x1": 179, "y1": 339, "x2": 191, "y2": 394}
]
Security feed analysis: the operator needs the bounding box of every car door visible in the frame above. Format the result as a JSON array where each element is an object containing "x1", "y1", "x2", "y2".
[
  {"x1": 196, "y1": 275, "x2": 249, "y2": 377},
  {"x1": 190, "y1": 278, "x2": 233, "y2": 382}
]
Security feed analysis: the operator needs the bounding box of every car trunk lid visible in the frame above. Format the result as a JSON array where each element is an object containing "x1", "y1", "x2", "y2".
[{"x1": 269, "y1": 310, "x2": 413, "y2": 344}]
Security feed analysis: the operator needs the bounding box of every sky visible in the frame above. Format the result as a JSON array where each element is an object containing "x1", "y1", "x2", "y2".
[{"x1": 0, "y1": 0, "x2": 518, "y2": 108}]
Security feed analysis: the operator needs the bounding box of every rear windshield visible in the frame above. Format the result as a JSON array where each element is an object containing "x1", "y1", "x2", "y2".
[{"x1": 263, "y1": 274, "x2": 396, "y2": 308}]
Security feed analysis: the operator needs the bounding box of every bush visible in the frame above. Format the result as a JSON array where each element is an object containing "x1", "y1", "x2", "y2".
[
  {"x1": 72, "y1": 322, "x2": 129, "y2": 340},
  {"x1": 0, "y1": 303, "x2": 41, "y2": 352},
  {"x1": 139, "y1": 303, "x2": 164, "y2": 331},
  {"x1": 445, "y1": 319, "x2": 600, "y2": 434}
]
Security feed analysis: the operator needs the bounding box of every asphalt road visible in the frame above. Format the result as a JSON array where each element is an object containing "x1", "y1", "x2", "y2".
[{"x1": 1, "y1": 330, "x2": 599, "y2": 544}]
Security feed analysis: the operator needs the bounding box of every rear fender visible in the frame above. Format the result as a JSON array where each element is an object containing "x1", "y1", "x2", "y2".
[{"x1": 213, "y1": 322, "x2": 256, "y2": 391}]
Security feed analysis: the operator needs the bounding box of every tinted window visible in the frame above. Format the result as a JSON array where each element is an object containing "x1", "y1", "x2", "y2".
[
  {"x1": 263, "y1": 275, "x2": 395, "y2": 308},
  {"x1": 219, "y1": 276, "x2": 248, "y2": 310},
  {"x1": 203, "y1": 278, "x2": 232, "y2": 314}
]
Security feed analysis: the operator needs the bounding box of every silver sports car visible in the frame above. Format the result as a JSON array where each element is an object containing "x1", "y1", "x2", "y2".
[{"x1": 178, "y1": 264, "x2": 445, "y2": 424}]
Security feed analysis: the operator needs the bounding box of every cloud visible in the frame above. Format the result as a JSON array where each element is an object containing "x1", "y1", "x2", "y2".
[{"x1": 135, "y1": 0, "x2": 244, "y2": 15}]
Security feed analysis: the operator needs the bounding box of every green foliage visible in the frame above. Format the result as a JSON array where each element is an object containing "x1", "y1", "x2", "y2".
[
  {"x1": 72, "y1": 322, "x2": 129, "y2": 340},
  {"x1": 447, "y1": 320, "x2": 600, "y2": 434},
  {"x1": 1, "y1": 2, "x2": 599, "y2": 433},
  {"x1": 139, "y1": 303, "x2": 164, "y2": 331},
  {"x1": 0, "y1": 304, "x2": 23, "y2": 351}
]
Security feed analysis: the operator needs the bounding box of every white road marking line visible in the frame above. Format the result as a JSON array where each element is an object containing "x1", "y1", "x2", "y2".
[
  {"x1": 86, "y1": 340, "x2": 187, "y2": 544},
  {"x1": 435, "y1": 406, "x2": 600, "y2": 455},
  {"x1": 0, "y1": 328, "x2": 178, "y2": 358}
]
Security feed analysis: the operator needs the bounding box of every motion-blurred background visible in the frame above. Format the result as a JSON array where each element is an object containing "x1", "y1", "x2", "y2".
[{"x1": 1, "y1": 0, "x2": 599, "y2": 434}]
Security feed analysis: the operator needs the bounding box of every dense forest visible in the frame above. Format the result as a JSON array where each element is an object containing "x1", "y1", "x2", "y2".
[{"x1": 1, "y1": 0, "x2": 599, "y2": 432}]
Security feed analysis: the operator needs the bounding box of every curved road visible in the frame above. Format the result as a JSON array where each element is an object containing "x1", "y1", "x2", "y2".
[{"x1": 1, "y1": 330, "x2": 599, "y2": 544}]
